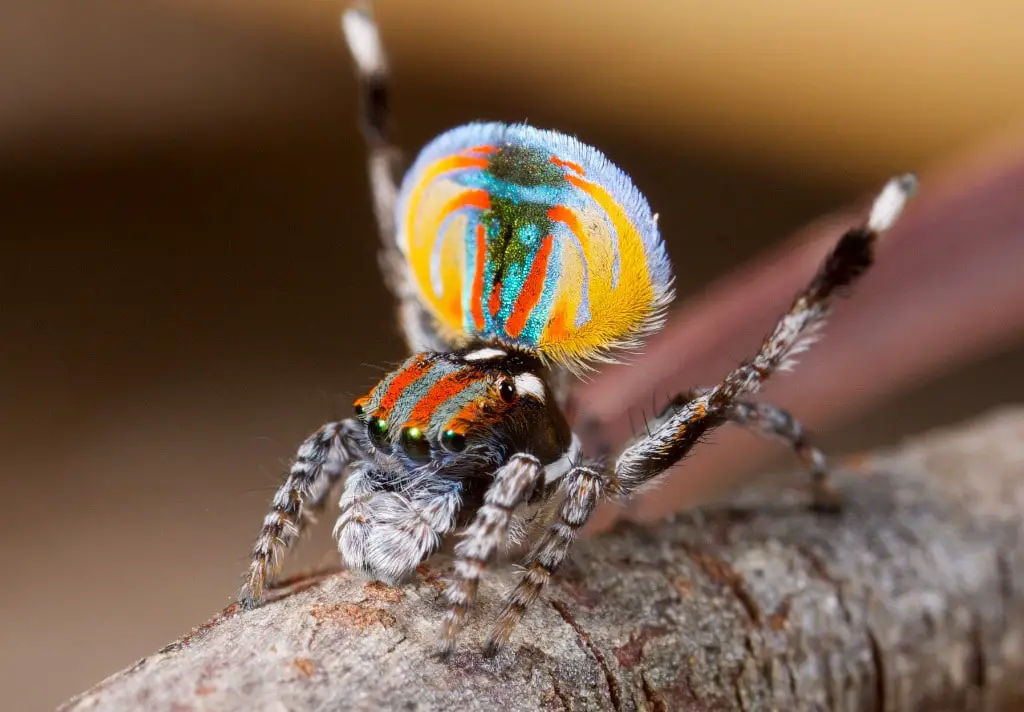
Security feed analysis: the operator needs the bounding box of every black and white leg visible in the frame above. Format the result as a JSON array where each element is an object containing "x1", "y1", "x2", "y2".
[
  {"x1": 615, "y1": 174, "x2": 916, "y2": 493},
  {"x1": 728, "y1": 400, "x2": 836, "y2": 510},
  {"x1": 335, "y1": 474, "x2": 463, "y2": 585},
  {"x1": 485, "y1": 464, "x2": 603, "y2": 655},
  {"x1": 484, "y1": 174, "x2": 916, "y2": 651},
  {"x1": 240, "y1": 419, "x2": 366, "y2": 609},
  {"x1": 661, "y1": 390, "x2": 834, "y2": 510},
  {"x1": 341, "y1": 4, "x2": 455, "y2": 354},
  {"x1": 440, "y1": 454, "x2": 545, "y2": 656}
]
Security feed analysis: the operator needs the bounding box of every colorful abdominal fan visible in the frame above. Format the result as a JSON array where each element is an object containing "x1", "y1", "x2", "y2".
[{"x1": 396, "y1": 123, "x2": 674, "y2": 367}]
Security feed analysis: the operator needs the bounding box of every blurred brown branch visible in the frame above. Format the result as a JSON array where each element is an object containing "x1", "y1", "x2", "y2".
[
  {"x1": 61, "y1": 409, "x2": 1024, "y2": 711},
  {"x1": 579, "y1": 135, "x2": 1024, "y2": 530}
]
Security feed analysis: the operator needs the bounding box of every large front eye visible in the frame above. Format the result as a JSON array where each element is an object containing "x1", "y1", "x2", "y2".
[
  {"x1": 401, "y1": 426, "x2": 431, "y2": 461},
  {"x1": 441, "y1": 429, "x2": 467, "y2": 453},
  {"x1": 367, "y1": 416, "x2": 389, "y2": 450},
  {"x1": 498, "y1": 380, "x2": 516, "y2": 403}
]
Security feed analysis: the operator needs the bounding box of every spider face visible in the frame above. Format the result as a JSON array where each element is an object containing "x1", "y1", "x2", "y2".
[{"x1": 353, "y1": 346, "x2": 572, "y2": 479}]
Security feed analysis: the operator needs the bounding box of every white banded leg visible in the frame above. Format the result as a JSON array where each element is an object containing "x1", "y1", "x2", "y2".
[
  {"x1": 240, "y1": 419, "x2": 364, "y2": 608},
  {"x1": 440, "y1": 454, "x2": 544, "y2": 656},
  {"x1": 485, "y1": 465, "x2": 603, "y2": 655}
]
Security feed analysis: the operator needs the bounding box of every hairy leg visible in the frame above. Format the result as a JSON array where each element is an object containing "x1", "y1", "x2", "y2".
[
  {"x1": 240, "y1": 418, "x2": 366, "y2": 609},
  {"x1": 485, "y1": 464, "x2": 603, "y2": 655},
  {"x1": 440, "y1": 454, "x2": 544, "y2": 656},
  {"x1": 661, "y1": 390, "x2": 834, "y2": 510},
  {"x1": 615, "y1": 175, "x2": 916, "y2": 493}
]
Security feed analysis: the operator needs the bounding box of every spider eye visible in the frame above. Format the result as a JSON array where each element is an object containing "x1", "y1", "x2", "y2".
[
  {"x1": 441, "y1": 429, "x2": 466, "y2": 453},
  {"x1": 354, "y1": 402, "x2": 365, "y2": 420},
  {"x1": 367, "y1": 416, "x2": 389, "y2": 450},
  {"x1": 401, "y1": 426, "x2": 431, "y2": 461},
  {"x1": 498, "y1": 380, "x2": 517, "y2": 404}
]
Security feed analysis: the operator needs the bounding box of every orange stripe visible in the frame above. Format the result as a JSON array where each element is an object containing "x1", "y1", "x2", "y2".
[
  {"x1": 441, "y1": 189, "x2": 490, "y2": 217},
  {"x1": 466, "y1": 145, "x2": 498, "y2": 154},
  {"x1": 376, "y1": 356, "x2": 433, "y2": 419},
  {"x1": 547, "y1": 205, "x2": 585, "y2": 241},
  {"x1": 470, "y1": 223, "x2": 487, "y2": 331},
  {"x1": 406, "y1": 371, "x2": 480, "y2": 429},
  {"x1": 505, "y1": 234, "x2": 554, "y2": 338},
  {"x1": 448, "y1": 397, "x2": 506, "y2": 433},
  {"x1": 488, "y1": 281, "x2": 503, "y2": 317},
  {"x1": 551, "y1": 156, "x2": 585, "y2": 175}
]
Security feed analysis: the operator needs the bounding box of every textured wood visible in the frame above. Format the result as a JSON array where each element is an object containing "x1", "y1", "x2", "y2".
[{"x1": 61, "y1": 409, "x2": 1024, "y2": 711}]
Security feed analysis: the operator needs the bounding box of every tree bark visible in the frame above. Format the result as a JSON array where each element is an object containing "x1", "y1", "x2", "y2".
[{"x1": 61, "y1": 409, "x2": 1024, "y2": 711}]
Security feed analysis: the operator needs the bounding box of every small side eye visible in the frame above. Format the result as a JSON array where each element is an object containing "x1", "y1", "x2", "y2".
[
  {"x1": 354, "y1": 402, "x2": 366, "y2": 420},
  {"x1": 367, "y1": 416, "x2": 389, "y2": 450},
  {"x1": 401, "y1": 426, "x2": 431, "y2": 461},
  {"x1": 441, "y1": 429, "x2": 467, "y2": 453},
  {"x1": 498, "y1": 380, "x2": 517, "y2": 404}
]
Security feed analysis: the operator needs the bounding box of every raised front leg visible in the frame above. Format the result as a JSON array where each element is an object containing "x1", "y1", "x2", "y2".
[
  {"x1": 341, "y1": 5, "x2": 454, "y2": 354},
  {"x1": 240, "y1": 418, "x2": 366, "y2": 609}
]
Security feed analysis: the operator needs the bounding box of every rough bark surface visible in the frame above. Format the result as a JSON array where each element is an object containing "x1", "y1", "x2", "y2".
[{"x1": 62, "y1": 409, "x2": 1024, "y2": 712}]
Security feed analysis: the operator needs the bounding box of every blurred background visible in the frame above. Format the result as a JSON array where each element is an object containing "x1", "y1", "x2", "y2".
[{"x1": 2, "y1": 1, "x2": 1023, "y2": 709}]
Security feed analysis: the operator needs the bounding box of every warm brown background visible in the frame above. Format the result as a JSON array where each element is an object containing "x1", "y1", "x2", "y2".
[{"x1": 3, "y1": 2, "x2": 1023, "y2": 709}]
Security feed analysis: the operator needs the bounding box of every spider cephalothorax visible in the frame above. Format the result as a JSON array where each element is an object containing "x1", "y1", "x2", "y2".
[
  {"x1": 335, "y1": 346, "x2": 576, "y2": 586},
  {"x1": 239, "y1": 4, "x2": 917, "y2": 657}
]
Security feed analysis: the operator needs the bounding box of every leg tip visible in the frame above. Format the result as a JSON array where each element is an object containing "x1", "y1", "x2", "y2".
[
  {"x1": 809, "y1": 482, "x2": 843, "y2": 515},
  {"x1": 435, "y1": 640, "x2": 456, "y2": 662}
]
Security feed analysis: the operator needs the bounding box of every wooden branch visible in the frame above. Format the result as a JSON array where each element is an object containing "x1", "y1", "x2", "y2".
[{"x1": 62, "y1": 409, "x2": 1024, "y2": 711}]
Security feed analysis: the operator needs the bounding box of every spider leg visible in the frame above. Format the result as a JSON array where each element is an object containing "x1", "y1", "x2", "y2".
[
  {"x1": 240, "y1": 418, "x2": 366, "y2": 609},
  {"x1": 615, "y1": 174, "x2": 916, "y2": 493},
  {"x1": 341, "y1": 5, "x2": 454, "y2": 354},
  {"x1": 440, "y1": 454, "x2": 544, "y2": 657},
  {"x1": 666, "y1": 390, "x2": 834, "y2": 510},
  {"x1": 485, "y1": 464, "x2": 603, "y2": 655},
  {"x1": 728, "y1": 400, "x2": 836, "y2": 511}
]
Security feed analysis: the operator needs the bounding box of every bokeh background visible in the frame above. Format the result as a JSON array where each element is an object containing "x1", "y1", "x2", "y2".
[{"x1": 2, "y1": 1, "x2": 1023, "y2": 709}]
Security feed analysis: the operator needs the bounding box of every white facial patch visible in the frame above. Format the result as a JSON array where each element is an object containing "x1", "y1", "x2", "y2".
[
  {"x1": 512, "y1": 373, "x2": 545, "y2": 400},
  {"x1": 544, "y1": 434, "x2": 582, "y2": 485},
  {"x1": 463, "y1": 347, "x2": 507, "y2": 362}
]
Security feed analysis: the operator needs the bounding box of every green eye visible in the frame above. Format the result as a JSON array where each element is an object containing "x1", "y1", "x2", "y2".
[
  {"x1": 441, "y1": 429, "x2": 467, "y2": 453},
  {"x1": 401, "y1": 426, "x2": 431, "y2": 461},
  {"x1": 354, "y1": 402, "x2": 365, "y2": 420},
  {"x1": 368, "y1": 416, "x2": 389, "y2": 450}
]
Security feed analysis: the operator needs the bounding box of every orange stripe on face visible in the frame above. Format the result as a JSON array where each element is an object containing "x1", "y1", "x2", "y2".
[
  {"x1": 466, "y1": 145, "x2": 498, "y2": 154},
  {"x1": 506, "y1": 234, "x2": 554, "y2": 338},
  {"x1": 447, "y1": 395, "x2": 506, "y2": 434},
  {"x1": 406, "y1": 370, "x2": 480, "y2": 430},
  {"x1": 551, "y1": 156, "x2": 586, "y2": 175},
  {"x1": 470, "y1": 223, "x2": 487, "y2": 331},
  {"x1": 376, "y1": 356, "x2": 434, "y2": 420}
]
